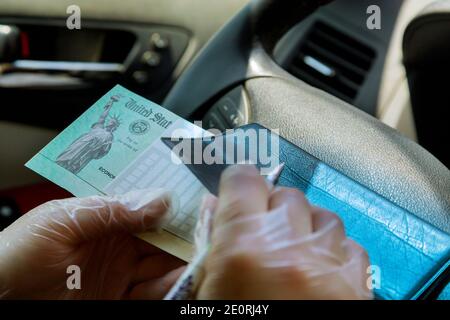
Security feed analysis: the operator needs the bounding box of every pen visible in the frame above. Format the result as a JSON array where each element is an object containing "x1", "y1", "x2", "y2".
[
  {"x1": 265, "y1": 163, "x2": 285, "y2": 190},
  {"x1": 164, "y1": 163, "x2": 285, "y2": 300}
]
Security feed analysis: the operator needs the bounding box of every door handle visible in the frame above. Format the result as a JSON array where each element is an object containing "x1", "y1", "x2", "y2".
[{"x1": 10, "y1": 60, "x2": 124, "y2": 73}]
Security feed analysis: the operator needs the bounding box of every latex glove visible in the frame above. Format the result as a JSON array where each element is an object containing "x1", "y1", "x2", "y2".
[
  {"x1": 0, "y1": 189, "x2": 185, "y2": 299},
  {"x1": 197, "y1": 165, "x2": 372, "y2": 300}
]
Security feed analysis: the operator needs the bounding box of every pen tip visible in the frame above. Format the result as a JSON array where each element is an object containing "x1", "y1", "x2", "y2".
[
  {"x1": 267, "y1": 162, "x2": 285, "y2": 179},
  {"x1": 274, "y1": 162, "x2": 285, "y2": 175}
]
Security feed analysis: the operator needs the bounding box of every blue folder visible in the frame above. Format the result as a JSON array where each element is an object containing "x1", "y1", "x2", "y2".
[{"x1": 162, "y1": 123, "x2": 450, "y2": 300}]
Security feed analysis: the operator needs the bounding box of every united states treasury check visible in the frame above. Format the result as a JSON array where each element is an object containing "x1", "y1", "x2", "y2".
[{"x1": 26, "y1": 85, "x2": 210, "y2": 261}]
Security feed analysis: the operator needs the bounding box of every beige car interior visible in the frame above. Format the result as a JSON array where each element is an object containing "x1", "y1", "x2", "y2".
[{"x1": 0, "y1": 0, "x2": 443, "y2": 190}]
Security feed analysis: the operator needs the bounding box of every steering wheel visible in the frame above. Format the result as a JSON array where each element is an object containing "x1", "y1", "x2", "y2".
[
  {"x1": 164, "y1": 0, "x2": 450, "y2": 234},
  {"x1": 164, "y1": 0, "x2": 450, "y2": 233}
]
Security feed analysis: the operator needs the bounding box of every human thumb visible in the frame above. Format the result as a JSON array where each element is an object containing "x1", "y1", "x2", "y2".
[{"x1": 17, "y1": 188, "x2": 174, "y2": 244}]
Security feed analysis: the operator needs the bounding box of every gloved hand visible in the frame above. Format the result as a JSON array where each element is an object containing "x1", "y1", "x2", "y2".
[
  {"x1": 0, "y1": 189, "x2": 185, "y2": 299},
  {"x1": 197, "y1": 165, "x2": 372, "y2": 300}
]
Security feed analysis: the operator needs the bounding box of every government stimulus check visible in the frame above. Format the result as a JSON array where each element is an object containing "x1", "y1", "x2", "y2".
[{"x1": 26, "y1": 85, "x2": 209, "y2": 261}]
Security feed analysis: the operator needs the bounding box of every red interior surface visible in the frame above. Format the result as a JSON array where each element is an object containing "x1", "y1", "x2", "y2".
[{"x1": 0, "y1": 183, "x2": 72, "y2": 214}]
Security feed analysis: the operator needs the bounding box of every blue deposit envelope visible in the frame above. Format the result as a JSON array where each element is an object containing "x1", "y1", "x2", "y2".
[{"x1": 26, "y1": 85, "x2": 209, "y2": 261}]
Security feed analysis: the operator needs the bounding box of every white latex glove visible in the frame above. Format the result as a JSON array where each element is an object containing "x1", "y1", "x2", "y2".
[
  {"x1": 0, "y1": 189, "x2": 186, "y2": 299},
  {"x1": 197, "y1": 165, "x2": 372, "y2": 300}
]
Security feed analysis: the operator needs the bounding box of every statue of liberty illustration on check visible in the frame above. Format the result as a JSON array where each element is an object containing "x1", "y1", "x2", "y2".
[{"x1": 56, "y1": 95, "x2": 122, "y2": 174}]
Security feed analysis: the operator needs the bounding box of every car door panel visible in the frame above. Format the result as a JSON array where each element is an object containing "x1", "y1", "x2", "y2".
[{"x1": 0, "y1": 0, "x2": 248, "y2": 189}]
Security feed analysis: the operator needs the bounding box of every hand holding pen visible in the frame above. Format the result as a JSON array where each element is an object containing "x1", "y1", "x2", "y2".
[
  {"x1": 166, "y1": 164, "x2": 371, "y2": 300},
  {"x1": 165, "y1": 163, "x2": 284, "y2": 300}
]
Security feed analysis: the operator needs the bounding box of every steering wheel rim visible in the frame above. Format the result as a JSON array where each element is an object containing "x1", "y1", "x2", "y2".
[
  {"x1": 164, "y1": 0, "x2": 334, "y2": 117},
  {"x1": 163, "y1": 0, "x2": 450, "y2": 232}
]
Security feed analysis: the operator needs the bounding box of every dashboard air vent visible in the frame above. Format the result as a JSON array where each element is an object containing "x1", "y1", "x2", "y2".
[{"x1": 288, "y1": 22, "x2": 376, "y2": 103}]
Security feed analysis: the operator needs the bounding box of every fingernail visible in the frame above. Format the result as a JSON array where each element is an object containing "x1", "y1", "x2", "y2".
[{"x1": 114, "y1": 188, "x2": 171, "y2": 213}]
